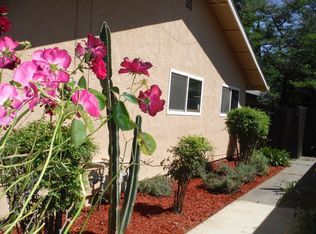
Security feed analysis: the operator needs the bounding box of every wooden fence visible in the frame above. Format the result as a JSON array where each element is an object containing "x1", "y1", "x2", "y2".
[{"x1": 249, "y1": 105, "x2": 315, "y2": 158}]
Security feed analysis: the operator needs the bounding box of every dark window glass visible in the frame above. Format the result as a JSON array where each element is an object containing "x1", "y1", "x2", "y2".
[
  {"x1": 168, "y1": 73, "x2": 188, "y2": 111},
  {"x1": 187, "y1": 78, "x2": 202, "y2": 112},
  {"x1": 231, "y1": 89, "x2": 239, "y2": 110},
  {"x1": 221, "y1": 86, "x2": 230, "y2": 114}
]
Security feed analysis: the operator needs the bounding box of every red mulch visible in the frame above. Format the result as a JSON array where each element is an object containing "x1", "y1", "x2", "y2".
[{"x1": 72, "y1": 162, "x2": 284, "y2": 234}]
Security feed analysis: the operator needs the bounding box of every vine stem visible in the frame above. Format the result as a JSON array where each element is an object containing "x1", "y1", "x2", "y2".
[{"x1": 63, "y1": 174, "x2": 86, "y2": 233}]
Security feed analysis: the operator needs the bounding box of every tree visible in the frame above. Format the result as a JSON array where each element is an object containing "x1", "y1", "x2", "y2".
[{"x1": 234, "y1": 0, "x2": 316, "y2": 107}]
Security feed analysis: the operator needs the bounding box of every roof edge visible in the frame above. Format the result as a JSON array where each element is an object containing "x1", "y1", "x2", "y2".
[{"x1": 227, "y1": 0, "x2": 269, "y2": 91}]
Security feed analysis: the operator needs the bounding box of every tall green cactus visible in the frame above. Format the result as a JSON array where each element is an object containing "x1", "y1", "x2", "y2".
[
  {"x1": 99, "y1": 22, "x2": 142, "y2": 234},
  {"x1": 100, "y1": 22, "x2": 120, "y2": 234},
  {"x1": 120, "y1": 115, "x2": 142, "y2": 233}
]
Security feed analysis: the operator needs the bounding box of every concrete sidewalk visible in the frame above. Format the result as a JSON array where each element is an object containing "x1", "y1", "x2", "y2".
[{"x1": 187, "y1": 156, "x2": 316, "y2": 234}]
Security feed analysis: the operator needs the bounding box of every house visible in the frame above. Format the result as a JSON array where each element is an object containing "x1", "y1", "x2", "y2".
[{"x1": 4, "y1": 0, "x2": 268, "y2": 178}]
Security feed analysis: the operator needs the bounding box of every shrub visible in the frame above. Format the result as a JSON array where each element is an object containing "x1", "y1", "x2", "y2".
[
  {"x1": 138, "y1": 175, "x2": 172, "y2": 197},
  {"x1": 236, "y1": 163, "x2": 257, "y2": 183},
  {"x1": 203, "y1": 165, "x2": 242, "y2": 193},
  {"x1": 0, "y1": 120, "x2": 97, "y2": 231},
  {"x1": 226, "y1": 107, "x2": 270, "y2": 162},
  {"x1": 165, "y1": 135, "x2": 213, "y2": 213},
  {"x1": 250, "y1": 151, "x2": 270, "y2": 176},
  {"x1": 260, "y1": 147, "x2": 291, "y2": 167}
]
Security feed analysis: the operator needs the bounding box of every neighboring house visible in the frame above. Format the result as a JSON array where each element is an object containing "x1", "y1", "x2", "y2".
[{"x1": 5, "y1": 0, "x2": 268, "y2": 178}]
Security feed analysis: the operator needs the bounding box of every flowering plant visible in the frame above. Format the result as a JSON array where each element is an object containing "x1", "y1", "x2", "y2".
[{"x1": 0, "y1": 7, "x2": 164, "y2": 233}]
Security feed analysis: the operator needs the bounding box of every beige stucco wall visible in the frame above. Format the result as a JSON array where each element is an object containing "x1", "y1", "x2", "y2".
[{"x1": 4, "y1": 0, "x2": 247, "y2": 179}]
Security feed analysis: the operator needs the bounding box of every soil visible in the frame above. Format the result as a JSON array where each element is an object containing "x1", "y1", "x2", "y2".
[{"x1": 72, "y1": 161, "x2": 285, "y2": 234}]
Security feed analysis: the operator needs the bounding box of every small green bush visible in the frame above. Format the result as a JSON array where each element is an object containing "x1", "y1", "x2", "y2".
[
  {"x1": 0, "y1": 120, "x2": 97, "y2": 229},
  {"x1": 203, "y1": 165, "x2": 242, "y2": 193},
  {"x1": 165, "y1": 135, "x2": 213, "y2": 213},
  {"x1": 250, "y1": 151, "x2": 270, "y2": 176},
  {"x1": 260, "y1": 147, "x2": 291, "y2": 167},
  {"x1": 138, "y1": 175, "x2": 172, "y2": 197},
  {"x1": 236, "y1": 163, "x2": 257, "y2": 183},
  {"x1": 226, "y1": 107, "x2": 270, "y2": 162}
]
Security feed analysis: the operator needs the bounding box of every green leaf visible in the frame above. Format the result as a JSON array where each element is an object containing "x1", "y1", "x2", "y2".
[
  {"x1": 88, "y1": 88, "x2": 106, "y2": 110},
  {"x1": 71, "y1": 119, "x2": 87, "y2": 147},
  {"x1": 78, "y1": 109, "x2": 94, "y2": 133},
  {"x1": 112, "y1": 101, "x2": 136, "y2": 131},
  {"x1": 78, "y1": 76, "x2": 87, "y2": 89},
  {"x1": 112, "y1": 86, "x2": 120, "y2": 94},
  {"x1": 138, "y1": 132, "x2": 156, "y2": 155},
  {"x1": 122, "y1": 92, "x2": 138, "y2": 104}
]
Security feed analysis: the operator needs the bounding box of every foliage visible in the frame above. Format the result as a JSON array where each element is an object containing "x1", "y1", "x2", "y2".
[
  {"x1": 236, "y1": 163, "x2": 257, "y2": 183},
  {"x1": 0, "y1": 120, "x2": 97, "y2": 232},
  {"x1": 260, "y1": 147, "x2": 291, "y2": 166},
  {"x1": 226, "y1": 107, "x2": 270, "y2": 162},
  {"x1": 166, "y1": 135, "x2": 213, "y2": 181},
  {"x1": 203, "y1": 154, "x2": 270, "y2": 194},
  {"x1": 234, "y1": 0, "x2": 316, "y2": 107},
  {"x1": 138, "y1": 175, "x2": 172, "y2": 197},
  {"x1": 202, "y1": 165, "x2": 242, "y2": 194},
  {"x1": 164, "y1": 135, "x2": 213, "y2": 213},
  {"x1": 249, "y1": 151, "x2": 270, "y2": 176}
]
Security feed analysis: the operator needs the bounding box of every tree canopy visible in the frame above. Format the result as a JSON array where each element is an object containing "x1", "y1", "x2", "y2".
[{"x1": 234, "y1": 0, "x2": 316, "y2": 107}]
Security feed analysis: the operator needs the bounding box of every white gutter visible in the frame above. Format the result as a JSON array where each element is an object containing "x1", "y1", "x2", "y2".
[{"x1": 227, "y1": 0, "x2": 269, "y2": 91}]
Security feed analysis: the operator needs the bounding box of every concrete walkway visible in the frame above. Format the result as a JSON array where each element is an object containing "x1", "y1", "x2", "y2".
[{"x1": 188, "y1": 156, "x2": 316, "y2": 234}]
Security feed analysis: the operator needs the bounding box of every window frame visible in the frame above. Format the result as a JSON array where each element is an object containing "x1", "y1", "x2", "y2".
[
  {"x1": 167, "y1": 69, "x2": 204, "y2": 116},
  {"x1": 219, "y1": 84, "x2": 240, "y2": 117}
]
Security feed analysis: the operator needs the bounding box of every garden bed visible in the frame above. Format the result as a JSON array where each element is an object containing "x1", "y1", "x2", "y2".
[{"x1": 72, "y1": 162, "x2": 284, "y2": 234}]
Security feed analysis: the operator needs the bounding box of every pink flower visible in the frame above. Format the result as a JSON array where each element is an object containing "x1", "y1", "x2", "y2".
[
  {"x1": 23, "y1": 83, "x2": 39, "y2": 111},
  {"x1": 76, "y1": 34, "x2": 106, "y2": 60},
  {"x1": 0, "y1": 106, "x2": 15, "y2": 127},
  {"x1": 13, "y1": 61, "x2": 38, "y2": 86},
  {"x1": 90, "y1": 58, "x2": 107, "y2": 80},
  {"x1": 0, "y1": 83, "x2": 23, "y2": 127},
  {"x1": 32, "y1": 47, "x2": 71, "y2": 83},
  {"x1": 0, "y1": 83, "x2": 18, "y2": 106},
  {"x1": 0, "y1": 36, "x2": 20, "y2": 70},
  {"x1": 119, "y1": 57, "x2": 153, "y2": 76},
  {"x1": 138, "y1": 85, "x2": 165, "y2": 116},
  {"x1": 13, "y1": 61, "x2": 57, "y2": 110},
  {"x1": 86, "y1": 34, "x2": 106, "y2": 59},
  {"x1": 75, "y1": 43, "x2": 85, "y2": 57},
  {"x1": 71, "y1": 90, "x2": 101, "y2": 117}
]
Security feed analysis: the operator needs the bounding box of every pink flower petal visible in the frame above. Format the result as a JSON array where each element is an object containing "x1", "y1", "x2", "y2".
[
  {"x1": 72, "y1": 90, "x2": 101, "y2": 118},
  {"x1": 13, "y1": 61, "x2": 38, "y2": 86}
]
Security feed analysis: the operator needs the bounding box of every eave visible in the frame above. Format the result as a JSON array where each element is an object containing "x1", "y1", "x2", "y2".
[{"x1": 208, "y1": 0, "x2": 269, "y2": 91}]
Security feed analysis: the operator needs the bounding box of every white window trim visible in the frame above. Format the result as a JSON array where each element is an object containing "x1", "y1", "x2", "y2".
[
  {"x1": 167, "y1": 69, "x2": 204, "y2": 116},
  {"x1": 219, "y1": 84, "x2": 240, "y2": 117}
]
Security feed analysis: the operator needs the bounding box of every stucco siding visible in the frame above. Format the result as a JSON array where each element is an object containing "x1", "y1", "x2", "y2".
[{"x1": 4, "y1": 0, "x2": 247, "y2": 178}]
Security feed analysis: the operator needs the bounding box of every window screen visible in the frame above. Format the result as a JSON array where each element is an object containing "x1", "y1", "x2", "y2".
[
  {"x1": 187, "y1": 78, "x2": 202, "y2": 112},
  {"x1": 168, "y1": 72, "x2": 188, "y2": 111},
  {"x1": 220, "y1": 86, "x2": 230, "y2": 114}
]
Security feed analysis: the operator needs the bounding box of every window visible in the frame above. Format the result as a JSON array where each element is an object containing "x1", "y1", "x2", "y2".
[
  {"x1": 168, "y1": 70, "x2": 203, "y2": 115},
  {"x1": 220, "y1": 85, "x2": 240, "y2": 115}
]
